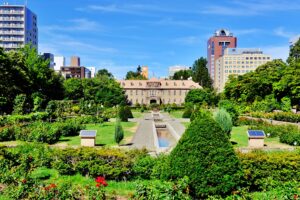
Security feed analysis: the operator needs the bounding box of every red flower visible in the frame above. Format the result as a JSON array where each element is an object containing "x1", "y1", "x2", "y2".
[
  {"x1": 21, "y1": 179, "x2": 27, "y2": 184},
  {"x1": 95, "y1": 176, "x2": 108, "y2": 187},
  {"x1": 44, "y1": 183, "x2": 57, "y2": 191},
  {"x1": 294, "y1": 194, "x2": 299, "y2": 200}
]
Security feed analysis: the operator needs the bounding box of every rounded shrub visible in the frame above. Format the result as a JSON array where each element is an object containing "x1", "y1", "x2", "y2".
[
  {"x1": 182, "y1": 108, "x2": 193, "y2": 118},
  {"x1": 213, "y1": 109, "x2": 233, "y2": 138},
  {"x1": 169, "y1": 113, "x2": 242, "y2": 198},
  {"x1": 124, "y1": 106, "x2": 133, "y2": 118}
]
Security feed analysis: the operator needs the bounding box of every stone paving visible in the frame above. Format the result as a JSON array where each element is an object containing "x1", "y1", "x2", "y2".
[{"x1": 130, "y1": 112, "x2": 186, "y2": 151}]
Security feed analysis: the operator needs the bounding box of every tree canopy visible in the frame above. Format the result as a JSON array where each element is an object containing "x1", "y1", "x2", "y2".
[
  {"x1": 0, "y1": 46, "x2": 64, "y2": 113},
  {"x1": 192, "y1": 57, "x2": 212, "y2": 89},
  {"x1": 125, "y1": 65, "x2": 147, "y2": 80},
  {"x1": 223, "y1": 59, "x2": 300, "y2": 106},
  {"x1": 172, "y1": 69, "x2": 193, "y2": 80}
]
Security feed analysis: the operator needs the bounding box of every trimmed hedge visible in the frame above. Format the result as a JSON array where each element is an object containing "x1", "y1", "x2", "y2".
[
  {"x1": 169, "y1": 113, "x2": 242, "y2": 198},
  {"x1": 0, "y1": 112, "x2": 49, "y2": 126},
  {"x1": 238, "y1": 151, "x2": 300, "y2": 191},
  {"x1": 249, "y1": 112, "x2": 300, "y2": 123}
]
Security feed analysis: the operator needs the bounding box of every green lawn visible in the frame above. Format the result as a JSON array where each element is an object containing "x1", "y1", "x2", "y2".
[
  {"x1": 169, "y1": 110, "x2": 184, "y2": 118},
  {"x1": 132, "y1": 111, "x2": 144, "y2": 119},
  {"x1": 230, "y1": 126, "x2": 293, "y2": 148},
  {"x1": 182, "y1": 122, "x2": 190, "y2": 129},
  {"x1": 59, "y1": 121, "x2": 137, "y2": 147},
  {"x1": 230, "y1": 126, "x2": 249, "y2": 147}
]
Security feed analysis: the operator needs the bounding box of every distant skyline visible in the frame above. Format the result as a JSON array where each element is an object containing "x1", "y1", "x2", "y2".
[{"x1": 7, "y1": 0, "x2": 300, "y2": 78}]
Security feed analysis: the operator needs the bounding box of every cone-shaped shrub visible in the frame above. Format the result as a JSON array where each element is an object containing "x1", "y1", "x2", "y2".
[
  {"x1": 118, "y1": 106, "x2": 128, "y2": 122},
  {"x1": 213, "y1": 108, "x2": 233, "y2": 138},
  {"x1": 114, "y1": 118, "x2": 124, "y2": 145},
  {"x1": 124, "y1": 106, "x2": 133, "y2": 118},
  {"x1": 169, "y1": 113, "x2": 241, "y2": 198}
]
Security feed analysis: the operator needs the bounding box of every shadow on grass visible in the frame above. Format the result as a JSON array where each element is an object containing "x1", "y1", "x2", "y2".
[
  {"x1": 95, "y1": 143, "x2": 106, "y2": 147},
  {"x1": 59, "y1": 139, "x2": 71, "y2": 142},
  {"x1": 119, "y1": 143, "x2": 133, "y2": 146},
  {"x1": 231, "y1": 141, "x2": 238, "y2": 145}
]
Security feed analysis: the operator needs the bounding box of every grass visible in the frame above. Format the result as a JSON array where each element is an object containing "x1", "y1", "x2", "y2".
[
  {"x1": 230, "y1": 126, "x2": 293, "y2": 148},
  {"x1": 169, "y1": 110, "x2": 184, "y2": 118},
  {"x1": 182, "y1": 122, "x2": 190, "y2": 129},
  {"x1": 132, "y1": 111, "x2": 143, "y2": 119},
  {"x1": 59, "y1": 121, "x2": 137, "y2": 147}
]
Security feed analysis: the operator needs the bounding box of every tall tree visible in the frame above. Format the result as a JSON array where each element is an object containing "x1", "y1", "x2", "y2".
[
  {"x1": 192, "y1": 57, "x2": 212, "y2": 89},
  {"x1": 287, "y1": 38, "x2": 300, "y2": 64},
  {"x1": 172, "y1": 69, "x2": 193, "y2": 80},
  {"x1": 64, "y1": 78, "x2": 84, "y2": 100},
  {"x1": 96, "y1": 69, "x2": 113, "y2": 78},
  {"x1": 125, "y1": 66, "x2": 147, "y2": 80}
]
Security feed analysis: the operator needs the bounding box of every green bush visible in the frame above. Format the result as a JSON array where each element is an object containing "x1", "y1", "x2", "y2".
[
  {"x1": 214, "y1": 109, "x2": 233, "y2": 137},
  {"x1": 118, "y1": 106, "x2": 128, "y2": 122},
  {"x1": 169, "y1": 113, "x2": 242, "y2": 198},
  {"x1": 124, "y1": 106, "x2": 133, "y2": 118},
  {"x1": 238, "y1": 151, "x2": 300, "y2": 191},
  {"x1": 114, "y1": 119, "x2": 124, "y2": 145},
  {"x1": 132, "y1": 155, "x2": 156, "y2": 180},
  {"x1": 249, "y1": 111, "x2": 300, "y2": 123},
  {"x1": 12, "y1": 94, "x2": 28, "y2": 115},
  {"x1": 182, "y1": 108, "x2": 193, "y2": 118},
  {"x1": 218, "y1": 100, "x2": 239, "y2": 125},
  {"x1": 0, "y1": 125, "x2": 18, "y2": 141},
  {"x1": 190, "y1": 108, "x2": 211, "y2": 122},
  {"x1": 150, "y1": 154, "x2": 171, "y2": 180},
  {"x1": 26, "y1": 122, "x2": 62, "y2": 144},
  {"x1": 133, "y1": 176, "x2": 191, "y2": 200}
]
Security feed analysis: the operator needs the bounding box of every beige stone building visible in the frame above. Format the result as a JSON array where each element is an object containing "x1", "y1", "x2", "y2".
[
  {"x1": 215, "y1": 48, "x2": 272, "y2": 93},
  {"x1": 119, "y1": 77, "x2": 202, "y2": 105}
]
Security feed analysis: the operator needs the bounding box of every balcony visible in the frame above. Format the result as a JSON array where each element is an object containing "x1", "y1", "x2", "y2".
[
  {"x1": 0, "y1": 37, "x2": 24, "y2": 42},
  {"x1": 0, "y1": 17, "x2": 24, "y2": 21},
  {"x1": 0, "y1": 24, "x2": 24, "y2": 28},
  {"x1": 0, "y1": 10, "x2": 24, "y2": 15},
  {"x1": 0, "y1": 31, "x2": 24, "y2": 35}
]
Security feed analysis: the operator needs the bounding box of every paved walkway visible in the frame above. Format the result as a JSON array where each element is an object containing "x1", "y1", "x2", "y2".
[
  {"x1": 130, "y1": 112, "x2": 187, "y2": 152},
  {"x1": 130, "y1": 113, "x2": 156, "y2": 151}
]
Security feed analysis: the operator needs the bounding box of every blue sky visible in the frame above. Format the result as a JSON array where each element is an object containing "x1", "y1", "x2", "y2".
[{"x1": 13, "y1": 0, "x2": 300, "y2": 78}]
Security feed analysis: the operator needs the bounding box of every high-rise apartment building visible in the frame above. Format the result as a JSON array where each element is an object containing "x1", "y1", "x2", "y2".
[
  {"x1": 54, "y1": 56, "x2": 65, "y2": 72},
  {"x1": 86, "y1": 67, "x2": 96, "y2": 78},
  {"x1": 70, "y1": 56, "x2": 80, "y2": 66},
  {"x1": 214, "y1": 48, "x2": 272, "y2": 92},
  {"x1": 207, "y1": 29, "x2": 237, "y2": 81},
  {"x1": 0, "y1": 3, "x2": 38, "y2": 51}
]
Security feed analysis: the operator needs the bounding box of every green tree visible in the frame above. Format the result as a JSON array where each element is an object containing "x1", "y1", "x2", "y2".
[
  {"x1": 287, "y1": 38, "x2": 300, "y2": 64},
  {"x1": 12, "y1": 94, "x2": 28, "y2": 115},
  {"x1": 118, "y1": 106, "x2": 128, "y2": 122},
  {"x1": 213, "y1": 109, "x2": 233, "y2": 137},
  {"x1": 96, "y1": 69, "x2": 113, "y2": 78},
  {"x1": 63, "y1": 78, "x2": 83, "y2": 100},
  {"x1": 114, "y1": 118, "x2": 124, "y2": 145},
  {"x1": 185, "y1": 89, "x2": 218, "y2": 106},
  {"x1": 172, "y1": 69, "x2": 193, "y2": 80},
  {"x1": 218, "y1": 100, "x2": 239, "y2": 125},
  {"x1": 169, "y1": 113, "x2": 241, "y2": 198},
  {"x1": 192, "y1": 57, "x2": 212, "y2": 89},
  {"x1": 125, "y1": 65, "x2": 147, "y2": 80}
]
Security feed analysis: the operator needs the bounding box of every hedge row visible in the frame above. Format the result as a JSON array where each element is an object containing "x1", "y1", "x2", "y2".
[
  {"x1": 0, "y1": 112, "x2": 49, "y2": 126},
  {"x1": 0, "y1": 144, "x2": 147, "y2": 183},
  {"x1": 0, "y1": 120, "x2": 84, "y2": 144},
  {"x1": 248, "y1": 112, "x2": 300, "y2": 123}
]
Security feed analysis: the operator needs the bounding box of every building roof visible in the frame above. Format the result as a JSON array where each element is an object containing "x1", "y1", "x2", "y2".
[{"x1": 118, "y1": 78, "x2": 202, "y2": 89}]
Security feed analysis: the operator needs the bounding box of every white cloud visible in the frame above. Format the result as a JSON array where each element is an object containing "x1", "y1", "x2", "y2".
[
  {"x1": 233, "y1": 29, "x2": 261, "y2": 36},
  {"x1": 274, "y1": 27, "x2": 295, "y2": 38}
]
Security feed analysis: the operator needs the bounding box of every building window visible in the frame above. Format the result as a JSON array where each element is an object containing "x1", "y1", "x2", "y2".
[{"x1": 174, "y1": 90, "x2": 176, "y2": 95}]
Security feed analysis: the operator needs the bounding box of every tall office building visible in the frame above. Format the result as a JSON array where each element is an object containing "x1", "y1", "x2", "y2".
[
  {"x1": 207, "y1": 29, "x2": 237, "y2": 81},
  {"x1": 214, "y1": 48, "x2": 272, "y2": 92},
  {"x1": 70, "y1": 56, "x2": 80, "y2": 66},
  {"x1": 86, "y1": 67, "x2": 96, "y2": 78},
  {"x1": 0, "y1": 3, "x2": 38, "y2": 51},
  {"x1": 54, "y1": 56, "x2": 65, "y2": 72}
]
